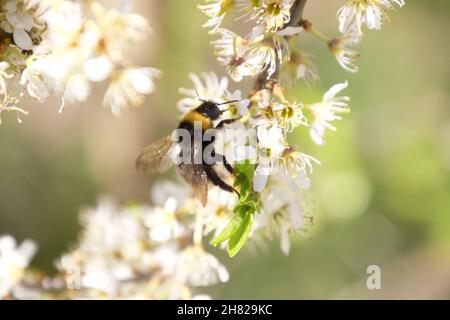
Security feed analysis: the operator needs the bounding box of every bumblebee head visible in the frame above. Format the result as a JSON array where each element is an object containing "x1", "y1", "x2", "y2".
[
  {"x1": 195, "y1": 101, "x2": 223, "y2": 120},
  {"x1": 195, "y1": 100, "x2": 239, "y2": 120}
]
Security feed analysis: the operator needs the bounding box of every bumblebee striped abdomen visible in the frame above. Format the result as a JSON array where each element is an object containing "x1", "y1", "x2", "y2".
[{"x1": 179, "y1": 110, "x2": 213, "y2": 130}]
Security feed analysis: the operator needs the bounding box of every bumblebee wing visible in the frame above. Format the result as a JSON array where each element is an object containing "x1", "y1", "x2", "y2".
[
  {"x1": 177, "y1": 163, "x2": 208, "y2": 207},
  {"x1": 136, "y1": 135, "x2": 174, "y2": 174}
]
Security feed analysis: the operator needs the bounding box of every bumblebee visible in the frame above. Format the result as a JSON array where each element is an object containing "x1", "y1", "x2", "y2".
[{"x1": 136, "y1": 100, "x2": 240, "y2": 207}]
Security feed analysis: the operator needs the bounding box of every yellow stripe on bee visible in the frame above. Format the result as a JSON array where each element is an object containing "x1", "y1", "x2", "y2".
[{"x1": 181, "y1": 111, "x2": 213, "y2": 130}]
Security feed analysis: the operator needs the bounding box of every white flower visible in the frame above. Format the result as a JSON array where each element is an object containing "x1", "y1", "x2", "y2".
[
  {"x1": 83, "y1": 55, "x2": 113, "y2": 83},
  {"x1": 212, "y1": 28, "x2": 279, "y2": 81},
  {"x1": 271, "y1": 26, "x2": 303, "y2": 65},
  {"x1": 79, "y1": 199, "x2": 147, "y2": 259},
  {"x1": 198, "y1": 0, "x2": 235, "y2": 31},
  {"x1": 253, "y1": 125, "x2": 287, "y2": 192},
  {"x1": 211, "y1": 28, "x2": 258, "y2": 82},
  {"x1": 150, "y1": 180, "x2": 192, "y2": 209},
  {"x1": 199, "y1": 188, "x2": 237, "y2": 239},
  {"x1": 174, "y1": 246, "x2": 229, "y2": 287},
  {"x1": 338, "y1": 0, "x2": 406, "y2": 36},
  {"x1": 256, "y1": 187, "x2": 310, "y2": 254},
  {"x1": 85, "y1": 2, "x2": 150, "y2": 63},
  {"x1": 282, "y1": 52, "x2": 319, "y2": 86},
  {"x1": 249, "y1": 89, "x2": 276, "y2": 127},
  {"x1": 33, "y1": 3, "x2": 85, "y2": 95},
  {"x1": 64, "y1": 73, "x2": 91, "y2": 104},
  {"x1": 211, "y1": 29, "x2": 248, "y2": 81},
  {"x1": 225, "y1": 89, "x2": 250, "y2": 117},
  {"x1": 145, "y1": 197, "x2": 186, "y2": 242},
  {"x1": 309, "y1": 81, "x2": 350, "y2": 145},
  {"x1": 249, "y1": 25, "x2": 301, "y2": 76},
  {"x1": 0, "y1": 63, "x2": 28, "y2": 123},
  {"x1": 329, "y1": 37, "x2": 360, "y2": 73},
  {"x1": 20, "y1": 55, "x2": 56, "y2": 102},
  {"x1": 41, "y1": 0, "x2": 83, "y2": 49},
  {"x1": 236, "y1": 0, "x2": 261, "y2": 20},
  {"x1": 214, "y1": 120, "x2": 258, "y2": 164},
  {"x1": 275, "y1": 101, "x2": 307, "y2": 132},
  {"x1": 1, "y1": 0, "x2": 46, "y2": 50},
  {"x1": 177, "y1": 72, "x2": 229, "y2": 112},
  {"x1": 257, "y1": 125, "x2": 286, "y2": 156},
  {"x1": 281, "y1": 147, "x2": 320, "y2": 190},
  {"x1": 245, "y1": 42, "x2": 278, "y2": 78},
  {"x1": 250, "y1": 88, "x2": 306, "y2": 132},
  {"x1": 57, "y1": 199, "x2": 155, "y2": 297},
  {"x1": 257, "y1": 0, "x2": 294, "y2": 32},
  {"x1": 103, "y1": 67, "x2": 161, "y2": 116},
  {"x1": 0, "y1": 235, "x2": 37, "y2": 299}
]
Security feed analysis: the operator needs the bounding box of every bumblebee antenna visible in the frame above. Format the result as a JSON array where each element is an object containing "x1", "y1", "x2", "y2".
[
  {"x1": 195, "y1": 88, "x2": 208, "y2": 103},
  {"x1": 217, "y1": 100, "x2": 239, "y2": 106}
]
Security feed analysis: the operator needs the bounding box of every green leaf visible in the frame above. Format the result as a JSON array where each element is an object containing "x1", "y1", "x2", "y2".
[
  {"x1": 228, "y1": 212, "x2": 254, "y2": 257},
  {"x1": 212, "y1": 217, "x2": 237, "y2": 247},
  {"x1": 211, "y1": 160, "x2": 260, "y2": 257},
  {"x1": 235, "y1": 161, "x2": 256, "y2": 181},
  {"x1": 233, "y1": 161, "x2": 256, "y2": 200}
]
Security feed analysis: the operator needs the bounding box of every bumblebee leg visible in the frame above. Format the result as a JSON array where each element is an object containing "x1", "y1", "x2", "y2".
[
  {"x1": 204, "y1": 165, "x2": 240, "y2": 197},
  {"x1": 215, "y1": 117, "x2": 241, "y2": 129},
  {"x1": 214, "y1": 153, "x2": 235, "y2": 175}
]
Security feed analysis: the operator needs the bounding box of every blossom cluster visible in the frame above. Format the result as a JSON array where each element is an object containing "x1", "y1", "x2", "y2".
[
  {"x1": 0, "y1": 0, "x2": 160, "y2": 122},
  {"x1": 201, "y1": 0, "x2": 405, "y2": 77},
  {"x1": 56, "y1": 188, "x2": 230, "y2": 300},
  {"x1": 0, "y1": 174, "x2": 312, "y2": 299},
  {"x1": 0, "y1": 184, "x2": 228, "y2": 299},
  {"x1": 185, "y1": 1, "x2": 405, "y2": 260}
]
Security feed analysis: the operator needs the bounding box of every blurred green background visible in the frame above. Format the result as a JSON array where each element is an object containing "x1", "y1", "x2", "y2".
[{"x1": 1, "y1": 0, "x2": 449, "y2": 299}]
